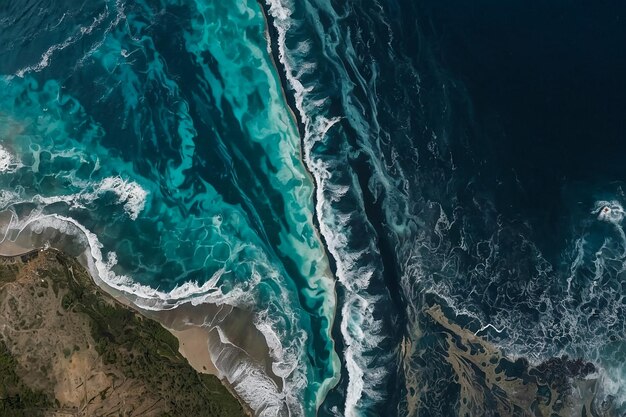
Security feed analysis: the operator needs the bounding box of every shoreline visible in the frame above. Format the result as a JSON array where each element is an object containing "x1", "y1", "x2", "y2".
[{"x1": 0, "y1": 243, "x2": 254, "y2": 416}]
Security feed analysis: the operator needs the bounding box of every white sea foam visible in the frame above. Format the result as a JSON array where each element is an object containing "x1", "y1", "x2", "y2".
[
  {"x1": 252, "y1": 300, "x2": 311, "y2": 416},
  {"x1": 76, "y1": 0, "x2": 127, "y2": 69},
  {"x1": 93, "y1": 176, "x2": 148, "y2": 220},
  {"x1": 0, "y1": 190, "x2": 21, "y2": 210},
  {"x1": 15, "y1": 37, "x2": 74, "y2": 77},
  {"x1": 0, "y1": 145, "x2": 19, "y2": 173},
  {"x1": 209, "y1": 326, "x2": 288, "y2": 417},
  {"x1": 265, "y1": 0, "x2": 377, "y2": 413},
  {"x1": 596, "y1": 366, "x2": 626, "y2": 407},
  {"x1": 14, "y1": 0, "x2": 125, "y2": 78},
  {"x1": 594, "y1": 200, "x2": 625, "y2": 224},
  {"x1": 593, "y1": 200, "x2": 626, "y2": 257},
  {"x1": 254, "y1": 317, "x2": 287, "y2": 375},
  {"x1": 1, "y1": 212, "x2": 257, "y2": 311},
  {"x1": 0, "y1": 175, "x2": 148, "y2": 220},
  {"x1": 0, "y1": 147, "x2": 12, "y2": 172},
  {"x1": 340, "y1": 302, "x2": 364, "y2": 414}
]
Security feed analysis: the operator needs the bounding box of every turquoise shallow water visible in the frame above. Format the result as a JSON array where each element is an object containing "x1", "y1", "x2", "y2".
[
  {"x1": 0, "y1": 0, "x2": 338, "y2": 415},
  {"x1": 4, "y1": 0, "x2": 626, "y2": 416}
]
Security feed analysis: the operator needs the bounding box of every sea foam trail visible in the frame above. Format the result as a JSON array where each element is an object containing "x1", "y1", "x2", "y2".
[
  {"x1": 265, "y1": 1, "x2": 399, "y2": 415},
  {"x1": 10, "y1": 0, "x2": 125, "y2": 78}
]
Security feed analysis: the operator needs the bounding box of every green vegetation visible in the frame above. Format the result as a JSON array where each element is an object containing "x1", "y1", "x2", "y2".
[
  {"x1": 0, "y1": 341, "x2": 51, "y2": 417},
  {"x1": 0, "y1": 251, "x2": 247, "y2": 417},
  {"x1": 0, "y1": 263, "x2": 18, "y2": 285}
]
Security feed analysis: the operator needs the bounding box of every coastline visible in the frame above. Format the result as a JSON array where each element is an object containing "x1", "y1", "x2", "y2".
[
  {"x1": 0, "y1": 242, "x2": 254, "y2": 416},
  {"x1": 0, "y1": 246, "x2": 248, "y2": 416}
]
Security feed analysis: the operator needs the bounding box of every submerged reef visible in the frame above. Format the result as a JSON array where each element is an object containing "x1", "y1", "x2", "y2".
[{"x1": 401, "y1": 304, "x2": 617, "y2": 417}]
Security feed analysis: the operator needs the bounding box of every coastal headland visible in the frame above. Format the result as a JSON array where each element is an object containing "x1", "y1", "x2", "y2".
[{"x1": 0, "y1": 248, "x2": 248, "y2": 417}]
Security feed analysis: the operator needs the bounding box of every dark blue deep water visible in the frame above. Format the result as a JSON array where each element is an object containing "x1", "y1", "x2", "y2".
[{"x1": 1, "y1": 0, "x2": 625, "y2": 416}]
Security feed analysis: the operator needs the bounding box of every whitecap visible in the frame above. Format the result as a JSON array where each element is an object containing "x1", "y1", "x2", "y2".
[
  {"x1": 0, "y1": 145, "x2": 19, "y2": 173},
  {"x1": 93, "y1": 176, "x2": 148, "y2": 220},
  {"x1": 265, "y1": 0, "x2": 376, "y2": 412},
  {"x1": 594, "y1": 200, "x2": 625, "y2": 223}
]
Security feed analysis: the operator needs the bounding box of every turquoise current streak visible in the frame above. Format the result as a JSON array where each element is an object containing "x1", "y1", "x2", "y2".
[{"x1": 0, "y1": 0, "x2": 339, "y2": 414}]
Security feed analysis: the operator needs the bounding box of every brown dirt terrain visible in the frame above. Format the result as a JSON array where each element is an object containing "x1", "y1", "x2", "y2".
[{"x1": 0, "y1": 249, "x2": 247, "y2": 417}]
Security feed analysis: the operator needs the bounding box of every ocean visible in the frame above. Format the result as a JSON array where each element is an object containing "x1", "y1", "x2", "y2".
[{"x1": 1, "y1": 0, "x2": 625, "y2": 416}]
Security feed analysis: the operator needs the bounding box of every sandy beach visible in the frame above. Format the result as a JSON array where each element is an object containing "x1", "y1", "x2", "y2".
[
  {"x1": 0, "y1": 233, "x2": 32, "y2": 256},
  {"x1": 169, "y1": 326, "x2": 220, "y2": 375},
  {"x1": 147, "y1": 300, "x2": 279, "y2": 384}
]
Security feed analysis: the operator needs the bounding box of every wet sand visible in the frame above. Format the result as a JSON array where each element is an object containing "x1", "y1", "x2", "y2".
[
  {"x1": 169, "y1": 326, "x2": 219, "y2": 375},
  {"x1": 0, "y1": 234, "x2": 32, "y2": 256},
  {"x1": 147, "y1": 301, "x2": 280, "y2": 387}
]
